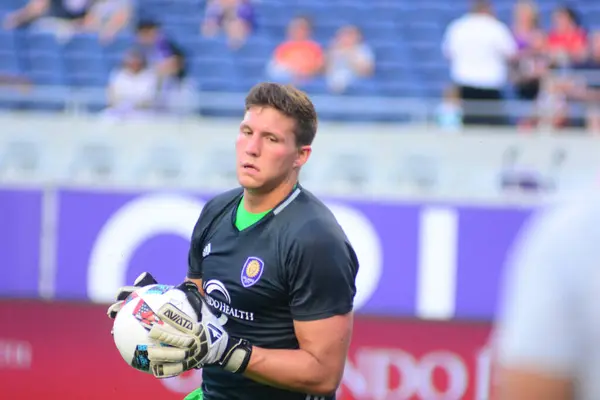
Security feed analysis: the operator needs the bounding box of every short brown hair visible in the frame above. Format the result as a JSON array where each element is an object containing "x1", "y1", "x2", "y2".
[{"x1": 245, "y1": 82, "x2": 318, "y2": 147}]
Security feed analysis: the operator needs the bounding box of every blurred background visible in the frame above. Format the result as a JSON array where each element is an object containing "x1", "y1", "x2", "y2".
[{"x1": 0, "y1": 0, "x2": 599, "y2": 399}]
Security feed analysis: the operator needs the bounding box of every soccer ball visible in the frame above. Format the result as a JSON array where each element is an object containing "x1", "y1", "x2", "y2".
[{"x1": 112, "y1": 284, "x2": 198, "y2": 374}]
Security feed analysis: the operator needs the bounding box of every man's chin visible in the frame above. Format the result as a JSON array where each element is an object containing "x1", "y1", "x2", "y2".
[{"x1": 237, "y1": 175, "x2": 263, "y2": 190}]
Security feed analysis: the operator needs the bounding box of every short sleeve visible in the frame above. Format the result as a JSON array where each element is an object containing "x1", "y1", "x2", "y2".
[
  {"x1": 497, "y1": 23, "x2": 518, "y2": 58},
  {"x1": 287, "y1": 222, "x2": 358, "y2": 321},
  {"x1": 441, "y1": 21, "x2": 455, "y2": 58},
  {"x1": 186, "y1": 202, "x2": 214, "y2": 279},
  {"x1": 108, "y1": 69, "x2": 121, "y2": 86},
  {"x1": 494, "y1": 201, "x2": 591, "y2": 376},
  {"x1": 358, "y1": 45, "x2": 375, "y2": 65}
]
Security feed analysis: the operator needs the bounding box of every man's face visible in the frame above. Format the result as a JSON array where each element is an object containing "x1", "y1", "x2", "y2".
[
  {"x1": 137, "y1": 28, "x2": 157, "y2": 46},
  {"x1": 553, "y1": 11, "x2": 573, "y2": 33},
  {"x1": 236, "y1": 106, "x2": 310, "y2": 192},
  {"x1": 288, "y1": 19, "x2": 310, "y2": 41}
]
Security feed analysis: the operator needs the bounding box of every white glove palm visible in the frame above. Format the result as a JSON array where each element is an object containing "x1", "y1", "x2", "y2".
[
  {"x1": 146, "y1": 282, "x2": 253, "y2": 378},
  {"x1": 107, "y1": 272, "x2": 157, "y2": 319}
]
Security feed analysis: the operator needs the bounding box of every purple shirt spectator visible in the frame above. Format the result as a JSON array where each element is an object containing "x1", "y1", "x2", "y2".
[
  {"x1": 202, "y1": 0, "x2": 255, "y2": 49},
  {"x1": 135, "y1": 20, "x2": 175, "y2": 68},
  {"x1": 205, "y1": 0, "x2": 255, "y2": 31}
]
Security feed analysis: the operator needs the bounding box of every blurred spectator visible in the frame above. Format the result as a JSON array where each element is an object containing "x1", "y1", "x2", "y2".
[
  {"x1": 103, "y1": 48, "x2": 158, "y2": 120},
  {"x1": 511, "y1": 31, "x2": 552, "y2": 129},
  {"x1": 202, "y1": 0, "x2": 255, "y2": 49},
  {"x1": 435, "y1": 86, "x2": 463, "y2": 132},
  {"x1": 512, "y1": 1, "x2": 539, "y2": 51},
  {"x1": 156, "y1": 46, "x2": 198, "y2": 116},
  {"x1": 532, "y1": 73, "x2": 570, "y2": 130},
  {"x1": 266, "y1": 16, "x2": 324, "y2": 86},
  {"x1": 325, "y1": 25, "x2": 374, "y2": 94},
  {"x1": 82, "y1": 0, "x2": 133, "y2": 44},
  {"x1": 442, "y1": 0, "x2": 517, "y2": 126},
  {"x1": 512, "y1": 31, "x2": 549, "y2": 102},
  {"x1": 134, "y1": 20, "x2": 178, "y2": 78},
  {"x1": 566, "y1": 32, "x2": 600, "y2": 133},
  {"x1": 547, "y1": 6, "x2": 587, "y2": 67},
  {"x1": 3, "y1": 0, "x2": 93, "y2": 41},
  {"x1": 0, "y1": 74, "x2": 32, "y2": 93}
]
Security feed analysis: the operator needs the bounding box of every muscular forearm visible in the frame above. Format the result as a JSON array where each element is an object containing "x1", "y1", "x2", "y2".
[{"x1": 243, "y1": 346, "x2": 339, "y2": 396}]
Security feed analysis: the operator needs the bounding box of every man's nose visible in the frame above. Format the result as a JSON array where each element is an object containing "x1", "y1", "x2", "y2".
[{"x1": 245, "y1": 135, "x2": 261, "y2": 156}]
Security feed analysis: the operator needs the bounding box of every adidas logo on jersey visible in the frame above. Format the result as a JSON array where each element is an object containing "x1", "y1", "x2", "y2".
[{"x1": 203, "y1": 243, "x2": 211, "y2": 258}]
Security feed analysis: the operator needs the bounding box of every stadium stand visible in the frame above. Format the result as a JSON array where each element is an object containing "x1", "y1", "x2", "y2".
[
  {"x1": 1, "y1": 0, "x2": 597, "y2": 121},
  {"x1": 1, "y1": 0, "x2": 600, "y2": 199}
]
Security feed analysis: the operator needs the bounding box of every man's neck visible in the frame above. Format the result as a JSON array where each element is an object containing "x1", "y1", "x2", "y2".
[{"x1": 243, "y1": 180, "x2": 298, "y2": 214}]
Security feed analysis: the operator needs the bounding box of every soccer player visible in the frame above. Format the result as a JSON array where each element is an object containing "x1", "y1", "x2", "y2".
[
  {"x1": 492, "y1": 189, "x2": 600, "y2": 400},
  {"x1": 108, "y1": 82, "x2": 359, "y2": 400}
]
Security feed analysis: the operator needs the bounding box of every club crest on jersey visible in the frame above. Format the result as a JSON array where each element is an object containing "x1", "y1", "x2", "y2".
[{"x1": 240, "y1": 257, "x2": 264, "y2": 288}]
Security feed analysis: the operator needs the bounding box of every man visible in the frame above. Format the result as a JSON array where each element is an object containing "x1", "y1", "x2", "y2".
[
  {"x1": 442, "y1": 0, "x2": 517, "y2": 125},
  {"x1": 493, "y1": 188, "x2": 600, "y2": 399},
  {"x1": 266, "y1": 16, "x2": 324, "y2": 86},
  {"x1": 108, "y1": 82, "x2": 359, "y2": 400},
  {"x1": 4, "y1": 0, "x2": 92, "y2": 30},
  {"x1": 134, "y1": 20, "x2": 178, "y2": 77}
]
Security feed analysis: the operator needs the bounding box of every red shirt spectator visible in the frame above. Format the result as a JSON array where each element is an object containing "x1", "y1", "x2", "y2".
[
  {"x1": 547, "y1": 6, "x2": 587, "y2": 64},
  {"x1": 266, "y1": 16, "x2": 324, "y2": 85}
]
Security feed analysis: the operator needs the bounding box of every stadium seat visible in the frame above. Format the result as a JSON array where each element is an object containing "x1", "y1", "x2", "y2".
[
  {"x1": 137, "y1": 144, "x2": 186, "y2": 185},
  {"x1": 64, "y1": 53, "x2": 109, "y2": 87},
  {"x1": 69, "y1": 142, "x2": 117, "y2": 183},
  {"x1": 0, "y1": 139, "x2": 41, "y2": 177}
]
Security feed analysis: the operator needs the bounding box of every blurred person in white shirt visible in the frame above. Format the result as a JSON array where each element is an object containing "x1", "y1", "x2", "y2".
[
  {"x1": 103, "y1": 48, "x2": 158, "y2": 121},
  {"x1": 493, "y1": 187, "x2": 600, "y2": 400},
  {"x1": 325, "y1": 25, "x2": 374, "y2": 94},
  {"x1": 155, "y1": 46, "x2": 198, "y2": 117},
  {"x1": 442, "y1": 0, "x2": 517, "y2": 125}
]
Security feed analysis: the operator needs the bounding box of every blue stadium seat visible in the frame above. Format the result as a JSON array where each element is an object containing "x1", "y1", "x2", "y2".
[
  {"x1": 101, "y1": 34, "x2": 134, "y2": 60},
  {"x1": 25, "y1": 31, "x2": 61, "y2": 54},
  {"x1": 0, "y1": 30, "x2": 16, "y2": 53},
  {"x1": 191, "y1": 55, "x2": 236, "y2": 80},
  {"x1": 344, "y1": 80, "x2": 382, "y2": 96},
  {"x1": 63, "y1": 34, "x2": 103, "y2": 56},
  {"x1": 0, "y1": 50, "x2": 19, "y2": 74},
  {"x1": 298, "y1": 79, "x2": 329, "y2": 96},
  {"x1": 233, "y1": 35, "x2": 276, "y2": 60},
  {"x1": 64, "y1": 53, "x2": 109, "y2": 87},
  {"x1": 234, "y1": 57, "x2": 266, "y2": 81},
  {"x1": 26, "y1": 51, "x2": 65, "y2": 86}
]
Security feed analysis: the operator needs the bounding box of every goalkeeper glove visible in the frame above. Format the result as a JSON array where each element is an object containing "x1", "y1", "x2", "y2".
[
  {"x1": 146, "y1": 281, "x2": 253, "y2": 378},
  {"x1": 107, "y1": 272, "x2": 158, "y2": 319}
]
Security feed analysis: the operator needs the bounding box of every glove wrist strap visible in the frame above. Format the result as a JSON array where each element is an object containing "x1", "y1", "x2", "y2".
[{"x1": 221, "y1": 337, "x2": 253, "y2": 374}]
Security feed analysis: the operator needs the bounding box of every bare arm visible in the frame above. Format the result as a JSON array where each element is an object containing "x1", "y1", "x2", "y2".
[
  {"x1": 4, "y1": 0, "x2": 49, "y2": 28},
  {"x1": 244, "y1": 313, "x2": 353, "y2": 396},
  {"x1": 351, "y1": 51, "x2": 374, "y2": 76},
  {"x1": 495, "y1": 368, "x2": 573, "y2": 400},
  {"x1": 492, "y1": 198, "x2": 599, "y2": 400},
  {"x1": 100, "y1": 5, "x2": 132, "y2": 39},
  {"x1": 106, "y1": 85, "x2": 116, "y2": 107},
  {"x1": 188, "y1": 274, "x2": 351, "y2": 395},
  {"x1": 186, "y1": 277, "x2": 351, "y2": 396}
]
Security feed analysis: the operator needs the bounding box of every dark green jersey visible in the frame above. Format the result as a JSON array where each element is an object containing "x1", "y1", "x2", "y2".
[{"x1": 187, "y1": 185, "x2": 359, "y2": 400}]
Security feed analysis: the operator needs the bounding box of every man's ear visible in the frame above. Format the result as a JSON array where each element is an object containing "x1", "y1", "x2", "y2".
[{"x1": 294, "y1": 146, "x2": 312, "y2": 168}]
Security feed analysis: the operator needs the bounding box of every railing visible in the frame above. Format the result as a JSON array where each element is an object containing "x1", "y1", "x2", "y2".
[
  {"x1": 1, "y1": 79, "x2": 599, "y2": 124},
  {"x1": 0, "y1": 112, "x2": 598, "y2": 205}
]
